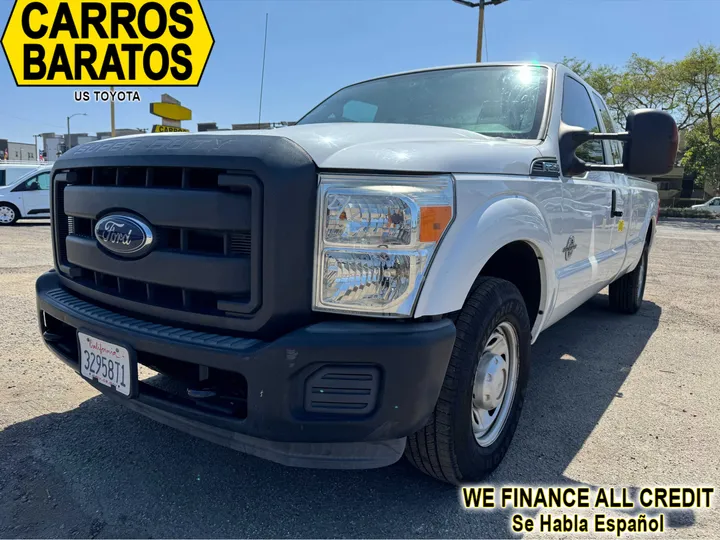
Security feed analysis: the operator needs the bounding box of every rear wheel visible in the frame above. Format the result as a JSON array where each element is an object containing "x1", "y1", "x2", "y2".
[
  {"x1": 0, "y1": 204, "x2": 19, "y2": 226},
  {"x1": 405, "y1": 278, "x2": 531, "y2": 485},
  {"x1": 609, "y1": 245, "x2": 649, "y2": 314}
]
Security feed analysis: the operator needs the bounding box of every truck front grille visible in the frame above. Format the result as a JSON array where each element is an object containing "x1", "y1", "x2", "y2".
[{"x1": 53, "y1": 166, "x2": 261, "y2": 323}]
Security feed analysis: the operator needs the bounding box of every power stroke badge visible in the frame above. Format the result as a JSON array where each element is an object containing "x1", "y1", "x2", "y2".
[{"x1": 1, "y1": 0, "x2": 214, "y2": 86}]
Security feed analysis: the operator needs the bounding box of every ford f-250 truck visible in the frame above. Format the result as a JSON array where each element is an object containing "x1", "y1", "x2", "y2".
[{"x1": 36, "y1": 62, "x2": 678, "y2": 484}]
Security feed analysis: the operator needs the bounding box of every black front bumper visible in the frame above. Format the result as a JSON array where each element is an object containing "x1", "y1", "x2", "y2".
[{"x1": 37, "y1": 271, "x2": 456, "y2": 469}]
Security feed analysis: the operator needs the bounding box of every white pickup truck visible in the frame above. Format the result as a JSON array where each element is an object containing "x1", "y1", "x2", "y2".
[
  {"x1": 691, "y1": 197, "x2": 720, "y2": 213},
  {"x1": 37, "y1": 62, "x2": 677, "y2": 484}
]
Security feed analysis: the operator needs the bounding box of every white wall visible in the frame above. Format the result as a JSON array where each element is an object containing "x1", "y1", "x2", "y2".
[{"x1": 7, "y1": 142, "x2": 36, "y2": 161}]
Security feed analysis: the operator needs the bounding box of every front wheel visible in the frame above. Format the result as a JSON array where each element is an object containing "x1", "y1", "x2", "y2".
[
  {"x1": 405, "y1": 277, "x2": 531, "y2": 485},
  {"x1": 0, "y1": 204, "x2": 19, "y2": 226},
  {"x1": 609, "y1": 246, "x2": 648, "y2": 314}
]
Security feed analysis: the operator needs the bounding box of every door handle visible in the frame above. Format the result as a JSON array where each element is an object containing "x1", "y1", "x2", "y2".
[{"x1": 611, "y1": 190, "x2": 623, "y2": 218}]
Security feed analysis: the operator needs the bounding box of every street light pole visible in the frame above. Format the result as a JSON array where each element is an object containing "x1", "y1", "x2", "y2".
[
  {"x1": 66, "y1": 113, "x2": 88, "y2": 151},
  {"x1": 452, "y1": 0, "x2": 509, "y2": 63}
]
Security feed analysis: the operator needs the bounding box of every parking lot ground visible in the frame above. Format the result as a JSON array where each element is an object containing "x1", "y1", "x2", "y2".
[{"x1": 0, "y1": 218, "x2": 718, "y2": 538}]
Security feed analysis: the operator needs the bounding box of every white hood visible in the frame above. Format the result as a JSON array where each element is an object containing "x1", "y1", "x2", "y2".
[
  {"x1": 94, "y1": 123, "x2": 544, "y2": 175},
  {"x1": 234, "y1": 123, "x2": 542, "y2": 175}
]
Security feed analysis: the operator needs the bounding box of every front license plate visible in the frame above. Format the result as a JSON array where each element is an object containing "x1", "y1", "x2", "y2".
[{"x1": 78, "y1": 332, "x2": 133, "y2": 397}]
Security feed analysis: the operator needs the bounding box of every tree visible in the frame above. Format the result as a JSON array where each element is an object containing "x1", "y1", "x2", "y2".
[
  {"x1": 563, "y1": 48, "x2": 720, "y2": 197},
  {"x1": 681, "y1": 120, "x2": 720, "y2": 194},
  {"x1": 563, "y1": 54, "x2": 688, "y2": 128},
  {"x1": 563, "y1": 46, "x2": 720, "y2": 136},
  {"x1": 673, "y1": 45, "x2": 720, "y2": 142},
  {"x1": 562, "y1": 56, "x2": 618, "y2": 105}
]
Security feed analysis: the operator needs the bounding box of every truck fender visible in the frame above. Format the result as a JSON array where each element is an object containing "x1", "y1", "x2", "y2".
[{"x1": 415, "y1": 195, "x2": 557, "y2": 336}]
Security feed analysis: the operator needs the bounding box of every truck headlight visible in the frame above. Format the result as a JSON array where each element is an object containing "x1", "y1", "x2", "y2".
[{"x1": 313, "y1": 174, "x2": 454, "y2": 316}]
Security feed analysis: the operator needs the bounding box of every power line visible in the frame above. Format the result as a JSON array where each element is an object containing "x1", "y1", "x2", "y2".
[
  {"x1": 258, "y1": 13, "x2": 269, "y2": 127},
  {"x1": 0, "y1": 114, "x2": 65, "y2": 131},
  {"x1": 484, "y1": 16, "x2": 488, "y2": 61}
]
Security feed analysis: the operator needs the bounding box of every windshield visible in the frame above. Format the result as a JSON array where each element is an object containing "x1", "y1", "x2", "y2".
[{"x1": 298, "y1": 65, "x2": 550, "y2": 139}]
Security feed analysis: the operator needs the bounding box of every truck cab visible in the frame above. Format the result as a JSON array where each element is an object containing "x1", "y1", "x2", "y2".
[{"x1": 36, "y1": 63, "x2": 677, "y2": 484}]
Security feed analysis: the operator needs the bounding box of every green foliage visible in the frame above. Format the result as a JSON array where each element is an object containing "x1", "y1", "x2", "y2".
[
  {"x1": 659, "y1": 207, "x2": 717, "y2": 219},
  {"x1": 564, "y1": 46, "x2": 720, "y2": 194},
  {"x1": 681, "y1": 121, "x2": 720, "y2": 191},
  {"x1": 673, "y1": 45, "x2": 720, "y2": 139},
  {"x1": 563, "y1": 46, "x2": 720, "y2": 133}
]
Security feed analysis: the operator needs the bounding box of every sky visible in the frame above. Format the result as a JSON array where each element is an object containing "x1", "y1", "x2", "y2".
[{"x1": 0, "y1": 0, "x2": 718, "y2": 145}]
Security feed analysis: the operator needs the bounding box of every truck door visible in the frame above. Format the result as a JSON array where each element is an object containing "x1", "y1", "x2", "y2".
[
  {"x1": 555, "y1": 76, "x2": 616, "y2": 311},
  {"x1": 592, "y1": 92, "x2": 629, "y2": 281}
]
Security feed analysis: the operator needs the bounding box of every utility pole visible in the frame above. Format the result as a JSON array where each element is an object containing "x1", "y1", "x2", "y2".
[
  {"x1": 33, "y1": 134, "x2": 39, "y2": 161},
  {"x1": 110, "y1": 86, "x2": 116, "y2": 137},
  {"x1": 452, "y1": 0, "x2": 509, "y2": 63}
]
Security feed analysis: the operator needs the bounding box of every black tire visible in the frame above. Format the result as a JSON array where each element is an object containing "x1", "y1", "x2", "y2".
[
  {"x1": 609, "y1": 245, "x2": 648, "y2": 314},
  {"x1": 0, "y1": 203, "x2": 19, "y2": 226},
  {"x1": 404, "y1": 277, "x2": 531, "y2": 485}
]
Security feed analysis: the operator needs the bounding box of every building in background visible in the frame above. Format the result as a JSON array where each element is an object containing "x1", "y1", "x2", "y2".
[
  {"x1": 97, "y1": 129, "x2": 146, "y2": 139},
  {"x1": 0, "y1": 139, "x2": 37, "y2": 161},
  {"x1": 39, "y1": 129, "x2": 146, "y2": 161},
  {"x1": 197, "y1": 121, "x2": 296, "y2": 132},
  {"x1": 650, "y1": 131, "x2": 715, "y2": 206}
]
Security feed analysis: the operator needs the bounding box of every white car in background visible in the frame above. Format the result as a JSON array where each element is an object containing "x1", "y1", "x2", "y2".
[
  {"x1": 691, "y1": 197, "x2": 720, "y2": 213},
  {"x1": 0, "y1": 162, "x2": 47, "y2": 187},
  {"x1": 0, "y1": 165, "x2": 52, "y2": 225}
]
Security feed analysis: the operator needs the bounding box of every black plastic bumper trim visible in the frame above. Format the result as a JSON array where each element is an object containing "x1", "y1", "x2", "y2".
[
  {"x1": 37, "y1": 271, "x2": 456, "y2": 448},
  {"x1": 105, "y1": 389, "x2": 406, "y2": 469},
  {"x1": 42, "y1": 285, "x2": 260, "y2": 352}
]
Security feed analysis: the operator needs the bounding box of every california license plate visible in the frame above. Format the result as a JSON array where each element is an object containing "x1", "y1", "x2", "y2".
[{"x1": 78, "y1": 332, "x2": 133, "y2": 397}]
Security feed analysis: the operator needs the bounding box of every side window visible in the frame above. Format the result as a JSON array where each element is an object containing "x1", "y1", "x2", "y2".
[
  {"x1": 13, "y1": 173, "x2": 47, "y2": 192},
  {"x1": 593, "y1": 93, "x2": 623, "y2": 165},
  {"x1": 562, "y1": 77, "x2": 605, "y2": 166},
  {"x1": 0, "y1": 170, "x2": 5, "y2": 187},
  {"x1": 36, "y1": 172, "x2": 50, "y2": 190},
  {"x1": 711, "y1": 198, "x2": 720, "y2": 206}
]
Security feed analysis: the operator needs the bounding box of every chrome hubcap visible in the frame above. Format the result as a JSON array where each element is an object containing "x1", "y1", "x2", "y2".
[
  {"x1": 0, "y1": 206, "x2": 15, "y2": 224},
  {"x1": 471, "y1": 321, "x2": 519, "y2": 447}
]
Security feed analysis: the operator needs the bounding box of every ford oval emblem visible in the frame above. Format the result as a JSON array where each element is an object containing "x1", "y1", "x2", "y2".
[{"x1": 94, "y1": 215, "x2": 154, "y2": 258}]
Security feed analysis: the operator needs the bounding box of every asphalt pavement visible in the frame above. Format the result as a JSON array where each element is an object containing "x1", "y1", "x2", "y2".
[{"x1": 0, "y1": 219, "x2": 718, "y2": 538}]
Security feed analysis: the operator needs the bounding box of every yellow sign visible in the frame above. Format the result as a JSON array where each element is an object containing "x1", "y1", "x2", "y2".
[
  {"x1": 150, "y1": 101, "x2": 192, "y2": 121},
  {"x1": 152, "y1": 124, "x2": 189, "y2": 133},
  {"x1": 1, "y1": 0, "x2": 214, "y2": 86},
  {"x1": 618, "y1": 219, "x2": 625, "y2": 232}
]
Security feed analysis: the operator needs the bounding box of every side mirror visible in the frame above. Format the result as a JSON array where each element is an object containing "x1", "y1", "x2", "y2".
[
  {"x1": 559, "y1": 109, "x2": 678, "y2": 177},
  {"x1": 623, "y1": 109, "x2": 678, "y2": 176}
]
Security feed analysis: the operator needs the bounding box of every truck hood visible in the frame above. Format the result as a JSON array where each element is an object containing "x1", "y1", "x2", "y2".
[
  {"x1": 257, "y1": 123, "x2": 543, "y2": 175},
  {"x1": 70, "y1": 123, "x2": 543, "y2": 176}
]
